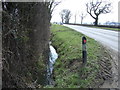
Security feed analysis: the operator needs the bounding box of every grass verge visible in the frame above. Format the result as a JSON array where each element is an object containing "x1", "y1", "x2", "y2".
[
  {"x1": 85, "y1": 26, "x2": 120, "y2": 31},
  {"x1": 50, "y1": 24, "x2": 112, "y2": 88}
]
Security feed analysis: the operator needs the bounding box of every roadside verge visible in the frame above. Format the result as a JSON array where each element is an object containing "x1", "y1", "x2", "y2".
[{"x1": 50, "y1": 24, "x2": 113, "y2": 88}]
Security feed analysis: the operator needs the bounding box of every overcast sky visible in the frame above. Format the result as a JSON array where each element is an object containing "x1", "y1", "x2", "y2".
[{"x1": 51, "y1": 0, "x2": 119, "y2": 24}]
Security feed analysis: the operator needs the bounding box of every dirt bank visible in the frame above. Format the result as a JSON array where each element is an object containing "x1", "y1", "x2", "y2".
[{"x1": 99, "y1": 43, "x2": 118, "y2": 89}]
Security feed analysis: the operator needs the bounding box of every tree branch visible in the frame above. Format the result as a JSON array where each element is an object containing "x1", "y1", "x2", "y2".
[{"x1": 86, "y1": 3, "x2": 96, "y2": 19}]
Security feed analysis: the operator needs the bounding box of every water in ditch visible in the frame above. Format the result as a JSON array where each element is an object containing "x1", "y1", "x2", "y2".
[{"x1": 47, "y1": 45, "x2": 58, "y2": 85}]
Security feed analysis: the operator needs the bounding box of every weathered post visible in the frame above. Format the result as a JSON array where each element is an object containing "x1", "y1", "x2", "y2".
[{"x1": 82, "y1": 36, "x2": 87, "y2": 64}]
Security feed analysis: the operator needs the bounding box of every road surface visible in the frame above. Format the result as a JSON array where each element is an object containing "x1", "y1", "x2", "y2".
[
  {"x1": 64, "y1": 24, "x2": 119, "y2": 52},
  {"x1": 64, "y1": 24, "x2": 119, "y2": 88}
]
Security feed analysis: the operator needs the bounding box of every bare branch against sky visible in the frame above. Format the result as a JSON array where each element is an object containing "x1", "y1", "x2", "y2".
[
  {"x1": 51, "y1": 0, "x2": 119, "y2": 24},
  {"x1": 1, "y1": 0, "x2": 119, "y2": 23},
  {"x1": 86, "y1": 0, "x2": 112, "y2": 25}
]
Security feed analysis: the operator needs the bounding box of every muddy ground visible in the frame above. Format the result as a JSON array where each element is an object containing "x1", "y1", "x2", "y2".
[{"x1": 98, "y1": 42, "x2": 118, "y2": 89}]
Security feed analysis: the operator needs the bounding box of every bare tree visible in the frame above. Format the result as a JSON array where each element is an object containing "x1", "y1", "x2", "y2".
[
  {"x1": 60, "y1": 12, "x2": 64, "y2": 23},
  {"x1": 74, "y1": 13, "x2": 77, "y2": 24},
  {"x1": 86, "y1": 0, "x2": 111, "y2": 26},
  {"x1": 80, "y1": 12, "x2": 86, "y2": 24},
  {"x1": 48, "y1": 0, "x2": 61, "y2": 14},
  {"x1": 45, "y1": 0, "x2": 61, "y2": 20},
  {"x1": 60, "y1": 9, "x2": 71, "y2": 24}
]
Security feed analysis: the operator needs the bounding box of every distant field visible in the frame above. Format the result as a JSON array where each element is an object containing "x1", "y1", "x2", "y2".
[
  {"x1": 67, "y1": 23, "x2": 120, "y2": 31},
  {"x1": 86, "y1": 26, "x2": 120, "y2": 31}
]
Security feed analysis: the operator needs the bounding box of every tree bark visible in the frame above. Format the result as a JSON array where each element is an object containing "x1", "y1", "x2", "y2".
[
  {"x1": 2, "y1": 2, "x2": 50, "y2": 88},
  {"x1": 62, "y1": 18, "x2": 64, "y2": 23},
  {"x1": 81, "y1": 17, "x2": 83, "y2": 24},
  {"x1": 94, "y1": 16, "x2": 98, "y2": 26}
]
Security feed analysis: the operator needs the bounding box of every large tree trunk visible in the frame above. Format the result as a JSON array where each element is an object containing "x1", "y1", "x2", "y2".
[
  {"x1": 81, "y1": 18, "x2": 83, "y2": 24},
  {"x1": 65, "y1": 19, "x2": 69, "y2": 24},
  {"x1": 62, "y1": 18, "x2": 64, "y2": 23},
  {"x1": 2, "y1": 2, "x2": 50, "y2": 88},
  {"x1": 94, "y1": 16, "x2": 98, "y2": 26}
]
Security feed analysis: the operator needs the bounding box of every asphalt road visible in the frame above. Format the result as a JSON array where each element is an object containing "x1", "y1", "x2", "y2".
[{"x1": 64, "y1": 24, "x2": 119, "y2": 52}]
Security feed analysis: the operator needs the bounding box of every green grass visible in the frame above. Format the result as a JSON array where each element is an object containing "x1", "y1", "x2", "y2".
[
  {"x1": 50, "y1": 24, "x2": 104, "y2": 88},
  {"x1": 85, "y1": 26, "x2": 120, "y2": 31}
]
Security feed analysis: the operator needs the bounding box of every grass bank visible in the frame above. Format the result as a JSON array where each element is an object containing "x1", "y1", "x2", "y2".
[
  {"x1": 67, "y1": 23, "x2": 120, "y2": 31},
  {"x1": 87, "y1": 26, "x2": 120, "y2": 31},
  {"x1": 49, "y1": 24, "x2": 112, "y2": 88}
]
